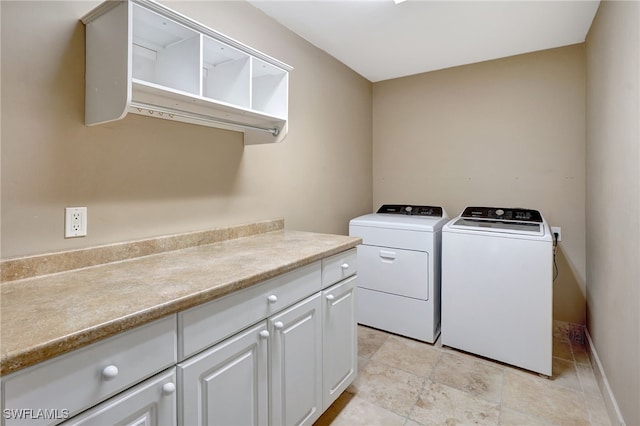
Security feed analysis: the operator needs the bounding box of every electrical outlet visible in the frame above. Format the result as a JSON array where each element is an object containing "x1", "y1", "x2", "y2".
[
  {"x1": 65, "y1": 207, "x2": 87, "y2": 238},
  {"x1": 551, "y1": 226, "x2": 561, "y2": 242}
]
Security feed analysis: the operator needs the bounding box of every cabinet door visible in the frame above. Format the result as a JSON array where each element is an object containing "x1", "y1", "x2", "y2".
[
  {"x1": 177, "y1": 322, "x2": 269, "y2": 426},
  {"x1": 61, "y1": 369, "x2": 176, "y2": 426},
  {"x1": 322, "y1": 275, "x2": 358, "y2": 409},
  {"x1": 270, "y1": 293, "x2": 323, "y2": 426}
]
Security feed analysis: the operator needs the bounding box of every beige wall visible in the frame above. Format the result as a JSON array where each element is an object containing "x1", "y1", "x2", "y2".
[
  {"x1": 372, "y1": 45, "x2": 586, "y2": 324},
  {"x1": 586, "y1": 1, "x2": 640, "y2": 424},
  {"x1": 0, "y1": 1, "x2": 373, "y2": 259}
]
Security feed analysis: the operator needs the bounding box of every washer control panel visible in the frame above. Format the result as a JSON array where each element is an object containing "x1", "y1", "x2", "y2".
[
  {"x1": 461, "y1": 207, "x2": 542, "y2": 223},
  {"x1": 377, "y1": 204, "x2": 443, "y2": 217}
]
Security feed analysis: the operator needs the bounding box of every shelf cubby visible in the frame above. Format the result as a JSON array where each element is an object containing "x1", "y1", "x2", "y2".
[
  {"x1": 203, "y1": 36, "x2": 250, "y2": 109},
  {"x1": 252, "y1": 58, "x2": 288, "y2": 119}
]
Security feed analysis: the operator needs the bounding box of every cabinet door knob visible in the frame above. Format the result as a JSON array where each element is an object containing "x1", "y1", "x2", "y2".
[
  {"x1": 102, "y1": 365, "x2": 119, "y2": 380},
  {"x1": 341, "y1": 263, "x2": 349, "y2": 270},
  {"x1": 162, "y1": 382, "x2": 176, "y2": 395},
  {"x1": 326, "y1": 294, "x2": 335, "y2": 301},
  {"x1": 259, "y1": 330, "x2": 270, "y2": 338},
  {"x1": 267, "y1": 294, "x2": 278, "y2": 304},
  {"x1": 274, "y1": 321, "x2": 284, "y2": 330}
]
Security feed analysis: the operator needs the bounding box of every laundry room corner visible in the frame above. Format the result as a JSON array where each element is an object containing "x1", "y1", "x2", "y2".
[{"x1": 372, "y1": 44, "x2": 587, "y2": 328}]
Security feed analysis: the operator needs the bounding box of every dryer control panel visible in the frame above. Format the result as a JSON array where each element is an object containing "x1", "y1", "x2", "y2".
[
  {"x1": 377, "y1": 204, "x2": 443, "y2": 217},
  {"x1": 461, "y1": 207, "x2": 543, "y2": 223}
]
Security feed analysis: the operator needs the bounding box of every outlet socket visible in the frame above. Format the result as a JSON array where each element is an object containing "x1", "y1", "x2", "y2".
[
  {"x1": 551, "y1": 226, "x2": 561, "y2": 242},
  {"x1": 65, "y1": 207, "x2": 87, "y2": 238}
]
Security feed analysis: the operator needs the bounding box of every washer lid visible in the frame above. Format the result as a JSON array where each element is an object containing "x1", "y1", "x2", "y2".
[{"x1": 349, "y1": 212, "x2": 449, "y2": 232}]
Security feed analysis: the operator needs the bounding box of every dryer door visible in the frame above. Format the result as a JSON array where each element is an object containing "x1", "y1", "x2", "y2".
[{"x1": 357, "y1": 245, "x2": 429, "y2": 300}]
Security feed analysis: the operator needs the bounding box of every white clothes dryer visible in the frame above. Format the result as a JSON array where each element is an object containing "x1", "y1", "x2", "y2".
[
  {"x1": 441, "y1": 206, "x2": 554, "y2": 376},
  {"x1": 349, "y1": 204, "x2": 449, "y2": 343}
]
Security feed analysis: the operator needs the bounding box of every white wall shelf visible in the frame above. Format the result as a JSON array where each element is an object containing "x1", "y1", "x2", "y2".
[{"x1": 82, "y1": 0, "x2": 292, "y2": 144}]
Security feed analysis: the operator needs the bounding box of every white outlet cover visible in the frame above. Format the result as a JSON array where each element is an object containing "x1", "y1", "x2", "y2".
[{"x1": 65, "y1": 207, "x2": 87, "y2": 238}]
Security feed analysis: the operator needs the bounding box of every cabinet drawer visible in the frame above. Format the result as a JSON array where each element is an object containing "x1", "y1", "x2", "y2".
[
  {"x1": 178, "y1": 261, "x2": 321, "y2": 360},
  {"x1": 60, "y1": 368, "x2": 176, "y2": 426},
  {"x1": 321, "y1": 249, "x2": 357, "y2": 289},
  {"x1": 2, "y1": 316, "x2": 177, "y2": 426}
]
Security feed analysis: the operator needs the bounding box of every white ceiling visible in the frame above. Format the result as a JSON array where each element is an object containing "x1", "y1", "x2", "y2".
[{"x1": 248, "y1": 0, "x2": 600, "y2": 82}]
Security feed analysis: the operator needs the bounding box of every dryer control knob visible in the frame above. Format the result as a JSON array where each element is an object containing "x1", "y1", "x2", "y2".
[
  {"x1": 405, "y1": 206, "x2": 412, "y2": 213},
  {"x1": 495, "y1": 209, "x2": 504, "y2": 216}
]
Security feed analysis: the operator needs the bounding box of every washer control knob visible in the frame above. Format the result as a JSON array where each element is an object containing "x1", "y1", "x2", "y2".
[
  {"x1": 405, "y1": 206, "x2": 413, "y2": 213},
  {"x1": 267, "y1": 295, "x2": 278, "y2": 304},
  {"x1": 495, "y1": 209, "x2": 505, "y2": 216}
]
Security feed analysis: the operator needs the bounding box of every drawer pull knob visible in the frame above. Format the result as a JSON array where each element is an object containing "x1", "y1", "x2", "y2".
[
  {"x1": 259, "y1": 330, "x2": 270, "y2": 338},
  {"x1": 274, "y1": 321, "x2": 284, "y2": 330},
  {"x1": 267, "y1": 295, "x2": 278, "y2": 304},
  {"x1": 341, "y1": 263, "x2": 349, "y2": 270},
  {"x1": 326, "y1": 294, "x2": 335, "y2": 301},
  {"x1": 162, "y1": 382, "x2": 176, "y2": 395},
  {"x1": 102, "y1": 365, "x2": 119, "y2": 380}
]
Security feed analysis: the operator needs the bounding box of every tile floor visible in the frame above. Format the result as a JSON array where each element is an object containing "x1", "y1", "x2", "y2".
[{"x1": 315, "y1": 325, "x2": 611, "y2": 426}]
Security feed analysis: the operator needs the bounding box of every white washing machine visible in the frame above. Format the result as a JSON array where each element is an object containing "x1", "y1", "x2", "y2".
[
  {"x1": 349, "y1": 204, "x2": 449, "y2": 343},
  {"x1": 441, "y1": 206, "x2": 554, "y2": 376}
]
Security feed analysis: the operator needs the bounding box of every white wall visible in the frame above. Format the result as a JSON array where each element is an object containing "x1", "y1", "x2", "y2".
[
  {"x1": 373, "y1": 45, "x2": 587, "y2": 324},
  {"x1": 0, "y1": 1, "x2": 373, "y2": 259},
  {"x1": 586, "y1": 1, "x2": 640, "y2": 424}
]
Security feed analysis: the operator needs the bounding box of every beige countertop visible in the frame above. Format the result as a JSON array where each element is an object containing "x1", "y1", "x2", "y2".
[{"x1": 1, "y1": 225, "x2": 360, "y2": 376}]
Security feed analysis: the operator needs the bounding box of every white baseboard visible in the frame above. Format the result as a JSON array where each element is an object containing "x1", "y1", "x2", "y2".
[{"x1": 584, "y1": 329, "x2": 626, "y2": 426}]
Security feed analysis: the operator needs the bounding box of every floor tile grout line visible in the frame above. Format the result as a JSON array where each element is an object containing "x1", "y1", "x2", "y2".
[
  {"x1": 357, "y1": 329, "x2": 424, "y2": 422},
  {"x1": 350, "y1": 325, "x2": 607, "y2": 426},
  {"x1": 563, "y1": 328, "x2": 601, "y2": 421},
  {"x1": 496, "y1": 364, "x2": 507, "y2": 425},
  {"x1": 573, "y1": 354, "x2": 600, "y2": 425},
  {"x1": 404, "y1": 349, "x2": 444, "y2": 426},
  {"x1": 361, "y1": 329, "x2": 443, "y2": 425}
]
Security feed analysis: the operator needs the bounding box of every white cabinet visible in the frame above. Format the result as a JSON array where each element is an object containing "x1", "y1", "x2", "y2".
[
  {"x1": 320, "y1": 249, "x2": 358, "y2": 410},
  {"x1": 322, "y1": 275, "x2": 357, "y2": 410},
  {"x1": 321, "y1": 249, "x2": 358, "y2": 289},
  {"x1": 177, "y1": 262, "x2": 321, "y2": 361},
  {"x1": 1, "y1": 316, "x2": 177, "y2": 426},
  {"x1": 177, "y1": 322, "x2": 269, "y2": 426},
  {"x1": 82, "y1": 0, "x2": 291, "y2": 145},
  {"x1": 178, "y1": 293, "x2": 324, "y2": 426},
  {"x1": 177, "y1": 250, "x2": 357, "y2": 426},
  {"x1": 60, "y1": 369, "x2": 177, "y2": 426},
  {"x1": 269, "y1": 293, "x2": 323, "y2": 426},
  {"x1": 1, "y1": 250, "x2": 356, "y2": 426}
]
